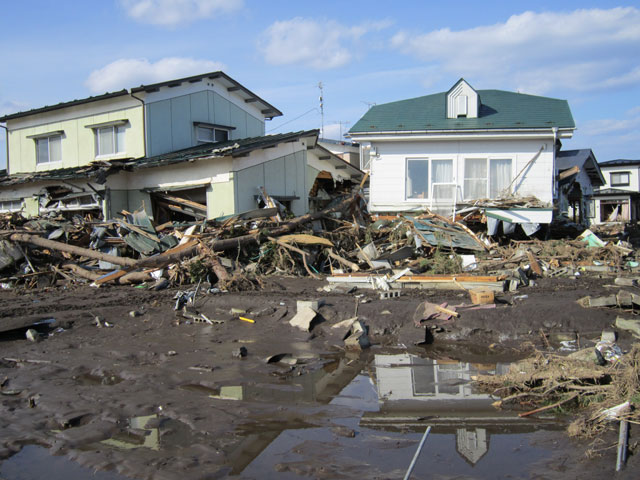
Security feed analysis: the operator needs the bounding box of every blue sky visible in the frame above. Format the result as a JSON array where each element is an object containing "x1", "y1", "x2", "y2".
[{"x1": 1, "y1": 1, "x2": 639, "y2": 169}]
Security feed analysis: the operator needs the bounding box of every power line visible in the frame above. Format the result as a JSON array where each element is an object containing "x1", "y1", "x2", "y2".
[{"x1": 266, "y1": 107, "x2": 319, "y2": 133}]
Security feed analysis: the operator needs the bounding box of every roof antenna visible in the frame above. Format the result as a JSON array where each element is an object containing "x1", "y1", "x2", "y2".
[{"x1": 318, "y1": 82, "x2": 324, "y2": 138}]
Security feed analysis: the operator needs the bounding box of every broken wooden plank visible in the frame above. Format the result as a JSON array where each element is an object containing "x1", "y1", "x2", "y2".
[
  {"x1": 154, "y1": 193, "x2": 207, "y2": 212},
  {"x1": 278, "y1": 234, "x2": 333, "y2": 247},
  {"x1": 557, "y1": 165, "x2": 580, "y2": 181},
  {"x1": 527, "y1": 250, "x2": 543, "y2": 276}
]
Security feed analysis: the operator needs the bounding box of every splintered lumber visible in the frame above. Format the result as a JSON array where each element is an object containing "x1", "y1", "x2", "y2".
[
  {"x1": 268, "y1": 236, "x2": 320, "y2": 279},
  {"x1": 326, "y1": 249, "x2": 360, "y2": 272},
  {"x1": 208, "y1": 193, "x2": 361, "y2": 252},
  {"x1": 154, "y1": 193, "x2": 207, "y2": 213},
  {"x1": 557, "y1": 165, "x2": 580, "y2": 181},
  {"x1": 9, "y1": 233, "x2": 137, "y2": 268},
  {"x1": 278, "y1": 234, "x2": 333, "y2": 247}
]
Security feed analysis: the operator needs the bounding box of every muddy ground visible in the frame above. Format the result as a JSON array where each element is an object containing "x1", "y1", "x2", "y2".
[{"x1": 0, "y1": 274, "x2": 638, "y2": 479}]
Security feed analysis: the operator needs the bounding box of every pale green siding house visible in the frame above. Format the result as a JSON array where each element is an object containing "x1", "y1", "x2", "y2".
[{"x1": 0, "y1": 72, "x2": 362, "y2": 219}]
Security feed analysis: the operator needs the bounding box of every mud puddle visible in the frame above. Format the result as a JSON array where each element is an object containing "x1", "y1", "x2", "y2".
[
  {"x1": 235, "y1": 349, "x2": 565, "y2": 478},
  {"x1": 0, "y1": 348, "x2": 569, "y2": 479},
  {"x1": 0, "y1": 445, "x2": 132, "y2": 480}
]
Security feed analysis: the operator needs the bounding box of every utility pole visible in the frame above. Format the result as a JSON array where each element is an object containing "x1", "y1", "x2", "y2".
[{"x1": 318, "y1": 82, "x2": 324, "y2": 138}]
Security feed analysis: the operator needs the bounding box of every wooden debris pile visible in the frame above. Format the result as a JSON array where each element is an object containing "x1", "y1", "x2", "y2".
[
  {"x1": 474, "y1": 345, "x2": 640, "y2": 438},
  {"x1": 0, "y1": 187, "x2": 636, "y2": 292}
]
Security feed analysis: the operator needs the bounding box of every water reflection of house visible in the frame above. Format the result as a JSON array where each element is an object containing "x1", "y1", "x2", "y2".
[{"x1": 362, "y1": 353, "x2": 556, "y2": 466}]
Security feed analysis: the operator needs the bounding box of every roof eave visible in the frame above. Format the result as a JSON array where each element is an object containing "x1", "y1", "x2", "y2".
[
  {"x1": 0, "y1": 90, "x2": 131, "y2": 123},
  {"x1": 349, "y1": 126, "x2": 575, "y2": 138},
  {"x1": 131, "y1": 71, "x2": 283, "y2": 119}
]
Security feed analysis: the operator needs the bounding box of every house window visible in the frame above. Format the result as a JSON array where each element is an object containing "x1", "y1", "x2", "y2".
[
  {"x1": 95, "y1": 125, "x2": 125, "y2": 157},
  {"x1": 464, "y1": 158, "x2": 487, "y2": 200},
  {"x1": 490, "y1": 158, "x2": 512, "y2": 197},
  {"x1": 464, "y1": 158, "x2": 512, "y2": 200},
  {"x1": 610, "y1": 172, "x2": 630, "y2": 187},
  {"x1": 0, "y1": 199, "x2": 23, "y2": 213},
  {"x1": 35, "y1": 135, "x2": 62, "y2": 165},
  {"x1": 196, "y1": 125, "x2": 229, "y2": 144},
  {"x1": 406, "y1": 158, "x2": 429, "y2": 199},
  {"x1": 431, "y1": 159, "x2": 454, "y2": 201}
]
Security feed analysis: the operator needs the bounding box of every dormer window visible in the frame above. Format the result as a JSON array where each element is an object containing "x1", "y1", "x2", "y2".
[
  {"x1": 194, "y1": 122, "x2": 234, "y2": 144},
  {"x1": 456, "y1": 95, "x2": 468, "y2": 117},
  {"x1": 447, "y1": 79, "x2": 479, "y2": 119}
]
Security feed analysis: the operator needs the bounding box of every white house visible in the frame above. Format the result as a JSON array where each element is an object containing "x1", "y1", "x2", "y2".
[
  {"x1": 592, "y1": 159, "x2": 640, "y2": 223},
  {"x1": 348, "y1": 79, "x2": 576, "y2": 231}
]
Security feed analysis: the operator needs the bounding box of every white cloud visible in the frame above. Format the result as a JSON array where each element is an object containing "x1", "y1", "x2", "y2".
[
  {"x1": 259, "y1": 18, "x2": 390, "y2": 70},
  {"x1": 392, "y1": 7, "x2": 640, "y2": 94},
  {"x1": 119, "y1": 0, "x2": 243, "y2": 27},
  {"x1": 582, "y1": 111, "x2": 640, "y2": 137},
  {"x1": 85, "y1": 57, "x2": 226, "y2": 93}
]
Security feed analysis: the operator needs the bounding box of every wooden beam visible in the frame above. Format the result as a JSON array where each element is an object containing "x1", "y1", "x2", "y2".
[{"x1": 10, "y1": 233, "x2": 137, "y2": 267}]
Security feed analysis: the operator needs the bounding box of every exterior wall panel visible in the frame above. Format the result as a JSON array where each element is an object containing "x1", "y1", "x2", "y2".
[{"x1": 367, "y1": 138, "x2": 554, "y2": 212}]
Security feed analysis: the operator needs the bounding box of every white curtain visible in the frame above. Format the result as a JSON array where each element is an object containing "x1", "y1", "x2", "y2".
[
  {"x1": 432, "y1": 159, "x2": 454, "y2": 201},
  {"x1": 490, "y1": 159, "x2": 512, "y2": 198},
  {"x1": 116, "y1": 126, "x2": 126, "y2": 153},
  {"x1": 98, "y1": 127, "x2": 114, "y2": 155},
  {"x1": 49, "y1": 136, "x2": 61, "y2": 162},
  {"x1": 464, "y1": 158, "x2": 487, "y2": 200}
]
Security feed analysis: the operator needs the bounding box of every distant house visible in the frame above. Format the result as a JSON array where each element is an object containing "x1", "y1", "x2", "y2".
[
  {"x1": 556, "y1": 149, "x2": 604, "y2": 226},
  {"x1": 0, "y1": 72, "x2": 362, "y2": 219},
  {"x1": 317, "y1": 138, "x2": 360, "y2": 169},
  {"x1": 348, "y1": 79, "x2": 576, "y2": 232},
  {"x1": 592, "y1": 159, "x2": 640, "y2": 223}
]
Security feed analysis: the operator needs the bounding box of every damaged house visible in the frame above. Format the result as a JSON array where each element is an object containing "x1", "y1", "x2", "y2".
[
  {"x1": 556, "y1": 149, "x2": 605, "y2": 226},
  {"x1": 591, "y1": 159, "x2": 640, "y2": 224},
  {"x1": 348, "y1": 78, "x2": 577, "y2": 235},
  {"x1": 0, "y1": 72, "x2": 362, "y2": 220}
]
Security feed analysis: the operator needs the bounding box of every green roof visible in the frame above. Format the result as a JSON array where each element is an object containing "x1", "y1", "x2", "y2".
[{"x1": 349, "y1": 89, "x2": 575, "y2": 134}]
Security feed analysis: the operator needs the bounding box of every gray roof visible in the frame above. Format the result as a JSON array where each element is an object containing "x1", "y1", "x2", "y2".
[
  {"x1": 593, "y1": 188, "x2": 640, "y2": 197},
  {"x1": 598, "y1": 159, "x2": 640, "y2": 167},
  {"x1": 557, "y1": 149, "x2": 604, "y2": 187},
  {"x1": 0, "y1": 131, "x2": 318, "y2": 187},
  {"x1": 0, "y1": 71, "x2": 282, "y2": 122}
]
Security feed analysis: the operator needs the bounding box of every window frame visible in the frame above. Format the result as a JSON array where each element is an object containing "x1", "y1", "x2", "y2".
[
  {"x1": 195, "y1": 125, "x2": 230, "y2": 144},
  {"x1": 610, "y1": 171, "x2": 630, "y2": 187},
  {"x1": 34, "y1": 134, "x2": 63, "y2": 165},
  {"x1": 94, "y1": 124, "x2": 126, "y2": 158},
  {"x1": 463, "y1": 157, "x2": 513, "y2": 200},
  {"x1": 405, "y1": 157, "x2": 430, "y2": 200},
  {"x1": 404, "y1": 157, "x2": 455, "y2": 201},
  {"x1": 0, "y1": 199, "x2": 24, "y2": 213}
]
